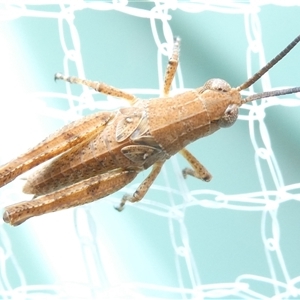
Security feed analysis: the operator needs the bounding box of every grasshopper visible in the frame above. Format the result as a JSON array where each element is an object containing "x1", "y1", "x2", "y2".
[{"x1": 1, "y1": 36, "x2": 300, "y2": 226}]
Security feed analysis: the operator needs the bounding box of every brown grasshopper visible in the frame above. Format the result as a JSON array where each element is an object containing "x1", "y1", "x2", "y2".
[{"x1": 1, "y1": 36, "x2": 300, "y2": 226}]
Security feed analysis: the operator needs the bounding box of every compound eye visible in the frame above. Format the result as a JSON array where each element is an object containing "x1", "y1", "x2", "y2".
[
  {"x1": 204, "y1": 78, "x2": 231, "y2": 92},
  {"x1": 218, "y1": 104, "x2": 239, "y2": 128}
]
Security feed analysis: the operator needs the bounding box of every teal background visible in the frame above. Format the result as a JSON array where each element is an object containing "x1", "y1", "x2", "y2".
[{"x1": 0, "y1": 3, "x2": 300, "y2": 299}]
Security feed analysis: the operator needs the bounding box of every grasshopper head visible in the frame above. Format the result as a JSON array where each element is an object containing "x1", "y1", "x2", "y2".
[
  {"x1": 205, "y1": 35, "x2": 300, "y2": 130},
  {"x1": 198, "y1": 78, "x2": 242, "y2": 129}
]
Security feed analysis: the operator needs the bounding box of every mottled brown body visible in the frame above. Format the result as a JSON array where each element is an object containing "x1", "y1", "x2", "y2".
[
  {"x1": 24, "y1": 84, "x2": 241, "y2": 195},
  {"x1": 1, "y1": 35, "x2": 300, "y2": 226}
]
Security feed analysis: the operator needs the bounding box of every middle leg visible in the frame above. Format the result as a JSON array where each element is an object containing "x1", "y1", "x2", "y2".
[
  {"x1": 55, "y1": 73, "x2": 137, "y2": 105},
  {"x1": 115, "y1": 160, "x2": 165, "y2": 211}
]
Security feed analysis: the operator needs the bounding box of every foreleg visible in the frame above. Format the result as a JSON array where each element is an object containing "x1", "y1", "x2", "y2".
[
  {"x1": 180, "y1": 148, "x2": 212, "y2": 182},
  {"x1": 163, "y1": 37, "x2": 180, "y2": 97}
]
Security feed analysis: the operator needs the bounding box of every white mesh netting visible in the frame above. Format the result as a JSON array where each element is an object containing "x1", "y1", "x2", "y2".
[{"x1": 0, "y1": 1, "x2": 300, "y2": 299}]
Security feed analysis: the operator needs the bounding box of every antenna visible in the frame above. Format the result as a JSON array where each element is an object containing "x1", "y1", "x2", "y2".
[{"x1": 237, "y1": 35, "x2": 300, "y2": 92}]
